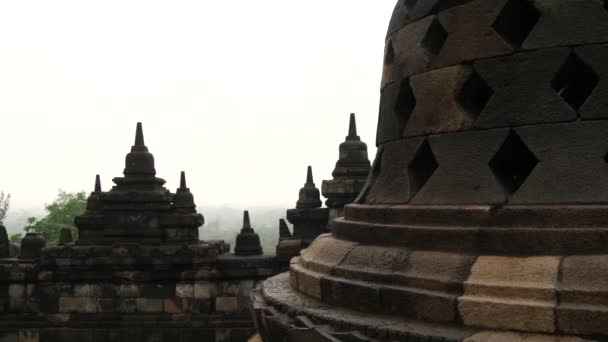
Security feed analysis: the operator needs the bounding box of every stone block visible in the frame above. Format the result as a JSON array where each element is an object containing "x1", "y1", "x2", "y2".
[
  {"x1": 8, "y1": 298, "x2": 25, "y2": 312},
  {"x1": 218, "y1": 281, "x2": 240, "y2": 296},
  {"x1": 59, "y1": 297, "x2": 97, "y2": 313},
  {"x1": 117, "y1": 284, "x2": 140, "y2": 297},
  {"x1": 97, "y1": 298, "x2": 115, "y2": 313},
  {"x1": 523, "y1": 0, "x2": 608, "y2": 49},
  {"x1": 215, "y1": 297, "x2": 238, "y2": 313},
  {"x1": 181, "y1": 298, "x2": 211, "y2": 314},
  {"x1": 8, "y1": 285, "x2": 24, "y2": 298},
  {"x1": 557, "y1": 255, "x2": 608, "y2": 335},
  {"x1": 194, "y1": 281, "x2": 216, "y2": 299},
  {"x1": 376, "y1": 80, "x2": 413, "y2": 145},
  {"x1": 135, "y1": 298, "x2": 163, "y2": 313},
  {"x1": 291, "y1": 264, "x2": 322, "y2": 299},
  {"x1": 175, "y1": 283, "x2": 193, "y2": 298},
  {"x1": 365, "y1": 139, "x2": 422, "y2": 204},
  {"x1": 73, "y1": 284, "x2": 102, "y2": 297},
  {"x1": 163, "y1": 298, "x2": 182, "y2": 314},
  {"x1": 406, "y1": 65, "x2": 481, "y2": 136},
  {"x1": 382, "y1": 16, "x2": 442, "y2": 87},
  {"x1": 334, "y1": 245, "x2": 410, "y2": 281},
  {"x1": 321, "y1": 276, "x2": 381, "y2": 312},
  {"x1": 434, "y1": 0, "x2": 513, "y2": 68},
  {"x1": 474, "y1": 48, "x2": 576, "y2": 129},
  {"x1": 116, "y1": 298, "x2": 136, "y2": 313},
  {"x1": 458, "y1": 256, "x2": 560, "y2": 333},
  {"x1": 381, "y1": 285, "x2": 457, "y2": 323},
  {"x1": 0, "y1": 333, "x2": 17, "y2": 342},
  {"x1": 17, "y1": 330, "x2": 38, "y2": 342},
  {"x1": 299, "y1": 235, "x2": 357, "y2": 274},
  {"x1": 510, "y1": 121, "x2": 608, "y2": 204},
  {"x1": 411, "y1": 129, "x2": 509, "y2": 204},
  {"x1": 238, "y1": 280, "x2": 254, "y2": 297},
  {"x1": 141, "y1": 283, "x2": 175, "y2": 298}
]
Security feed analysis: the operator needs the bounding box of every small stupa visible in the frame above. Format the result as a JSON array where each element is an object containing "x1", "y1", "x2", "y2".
[
  {"x1": 234, "y1": 211, "x2": 263, "y2": 256},
  {"x1": 322, "y1": 113, "x2": 371, "y2": 219}
]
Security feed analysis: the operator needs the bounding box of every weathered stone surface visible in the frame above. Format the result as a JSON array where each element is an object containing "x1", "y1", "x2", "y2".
[
  {"x1": 459, "y1": 256, "x2": 560, "y2": 333},
  {"x1": 510, "y1": 121, "x2": 608, "y2": 204},
  {"x1": 376, "y1": 79, "x2": 414, "y2": 144},
  {"x1": 175, "y1": 283, "x2": 193, "y2": 298},
  {"x1": 59, "y1": 297, "x2": 97, "y2": 313},
  {"x1": 523, "y1": 0, "x2": 608, "y2": 49},
  {"x1": 299, "y1": 235, "x2": 357, "y2": 274},
  {"x1": 405, "y1": 65, "x2": 481, "y2": 136},
  {"x1": 434, "y1": 0, "x2": 513, "y2": 67},
  {"x1": 194, "y1": 281, "x2": 215, "y2": 300},
  {"x1": 135, "y1": 298, "x2": 163, "y2": 313},
  {"x1": 474, "y1": 48, "x2": 576, "y2": 129},
  {"x1": 576, "y1": 44, "x2": 608, "y2": 120},
  {"x1": 365, "y1": 138, "x2": 422, "y2": 204},
  {"x1": 382, "y1": 16, "x2": 443, "y2": 87},
  {"x1": 215, "y1": 297, "x2": 238, "y2": 313},
  {"x1": 411, "y1": 129, "x2": 509, "y2": 204},
  {"x1": 558, "y1": 255, "x2": 608, "y2": 335}
]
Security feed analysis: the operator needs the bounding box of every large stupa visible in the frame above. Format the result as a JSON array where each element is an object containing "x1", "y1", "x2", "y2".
[{"x1": 251, "y1": 0, "x2": 608, "y2": 340}]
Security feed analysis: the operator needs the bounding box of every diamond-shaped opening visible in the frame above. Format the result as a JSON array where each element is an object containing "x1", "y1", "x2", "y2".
[
  {"x1": 421, "y1": 18, "x2": 447, "y2": 56},
  {"x1": 457, "y1": 69, "x2": 494, "y2": 118},
  {"x1": 489, "y1": 130, "x2": 538, "y2": 194},
  {"x1": 384, "y1": 40, "x2": 395, "y2": 65},
  {"x1": 604, "y1": 151, "x2": 608, "y2": 164},
  {"x1": 408, "y1": 140, "x2": 438, "y2": 198},
  {"x1": 395, "y1": 79, "x2": 416, "y2": 120},
  {"x1": 491, "y1": 0, "x2": 540, "y2": 47},
  {"x1": 551, "y1": 53, "x2": 599, "y2": 111}
]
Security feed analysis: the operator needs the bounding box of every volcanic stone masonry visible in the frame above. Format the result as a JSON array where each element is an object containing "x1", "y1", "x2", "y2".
[
  {"x1": 275, "y1": 114, "x2": 372, "y2": 270},
  {"x1": 322, "y1": 113, "x2": 371, "y2": 221},
  {"x1": 0, "y1": 123, "x2": 277, "y2": 342},
  {"x1": 252, "y1": 0, "x2": 608, "y2": 341}
]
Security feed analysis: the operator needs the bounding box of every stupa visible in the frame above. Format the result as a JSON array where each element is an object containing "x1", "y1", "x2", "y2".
[
  {"x1": 252, "y1": 0, "x2": 608, "y2": 340},
  {"x1": 234, "y1": 211, "x2": 263, "y2": 256},
  {"x1": 0, "y1": 123, "x2": 277, "y2": 341},
  {"x1": 275, "y1": 167, "x2": 329, "y2": 269},
  {"x1": 322, "y1": 113, "x2": 371, "y2": 220}
]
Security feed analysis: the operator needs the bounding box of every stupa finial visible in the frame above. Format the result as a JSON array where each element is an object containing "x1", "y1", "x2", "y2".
[
  {"x1": 135, "y1": 122, "x2": 145, "y2": 146},
  {"x1": 243, "y1": 210, "x2": 251, "y2": 230},
  {"x1": 180, "y1": 171, "x2": 187, "y2": 189},
  {"x1": 348, "y1": 113, "x2": 358, "y2": 139},
  {"x1": 306, "y1": 166, "x2": 314, "y2": 186},
  {"x1": 94, "y1": 175, "x2": 101, "y2": 192}
]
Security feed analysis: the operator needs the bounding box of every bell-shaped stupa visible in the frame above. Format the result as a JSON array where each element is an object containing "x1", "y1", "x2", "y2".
[{"x1": 253, "y1": 0, "x2": 608, "y2": 340}]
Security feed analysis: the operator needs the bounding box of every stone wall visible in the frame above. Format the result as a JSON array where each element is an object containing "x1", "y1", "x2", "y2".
[{"x1": 0, "y1": 250, "x2": 275, "y2": 342}]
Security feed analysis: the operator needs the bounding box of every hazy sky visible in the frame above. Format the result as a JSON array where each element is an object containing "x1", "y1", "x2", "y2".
[{"x1": 0, "y1": 1, "x2": 395, "y2": 229}]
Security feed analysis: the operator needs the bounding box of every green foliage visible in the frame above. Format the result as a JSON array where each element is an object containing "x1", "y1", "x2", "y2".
[
  {"x1": 25, "y1": 190, "x2": 86, "y2": 246},
  {"x1": 0, "y1": 191, "x2": 10, "y2": 226},
  {"x1": 9, "y1": 233, "x2": 21, "y2": 244}
]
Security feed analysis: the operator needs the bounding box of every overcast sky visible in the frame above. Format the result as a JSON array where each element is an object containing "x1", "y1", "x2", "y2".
[{"x1": 0, "y1": 1, "x2": 395, "y2": 230}]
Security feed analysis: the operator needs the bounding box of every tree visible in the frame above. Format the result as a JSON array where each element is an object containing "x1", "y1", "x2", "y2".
[
  {"x1": 0, "y1": 191, "x2": 10, "y2": 226},
  {"x1": 25, "y1": 190, "x2": 86, "y2": 246}
]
